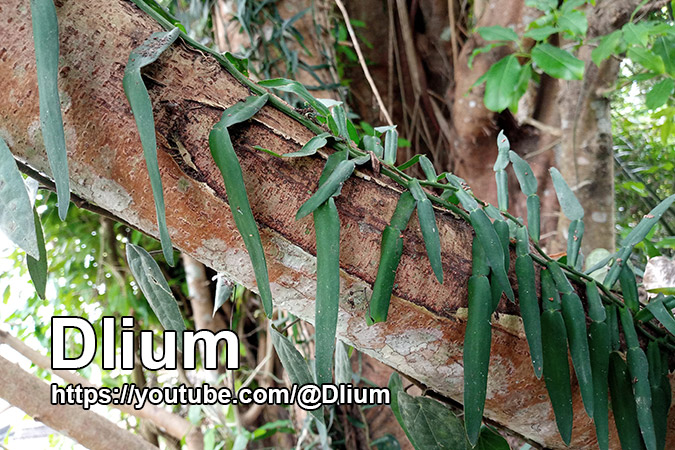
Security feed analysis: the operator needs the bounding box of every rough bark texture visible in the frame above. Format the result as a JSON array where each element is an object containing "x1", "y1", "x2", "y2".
[
  {"x1": 0, "y1": 354, "x2": 158, "y2": 450},
  {"x1": 1, "y1": 0, "x2": 673, "y2": 448}
]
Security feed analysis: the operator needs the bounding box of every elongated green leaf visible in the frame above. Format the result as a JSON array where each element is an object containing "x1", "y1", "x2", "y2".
[
  {"x1": 419, "y1": 156, "x2": 437, "y2": 182},
  {"x1": 644, "y1": 297, "x2": 675, "y2": 335},
  {"x1": 296, "y1": 160, "x2": 355, "y2": 219},
  {"x1": 484, "y1": 55, "x2": 522, "y2": 112},
  {"x1": 477, "y1": 25, "x2": 519, "y2": 42},
  {"x1": 549, "y1": 168, "x2": 584, "y2": 220},
  {"x1": 270, "y1": 327, "x2": 324, "y2": 424},
  {"x1": 627, "y1": 47, "x2": 665, "y2": 74},
  {"x1": 591, "y1": 30, "x2": 622, "y2": 66},
  {"x1": 283, "y1": 132, "x2": 331, "y2": 158},
  {"x1": 397, "y1": 391, "x2": 467, "y2": 450},
  {"x1": 314, "y1": 198, "x2": 340, "y2": 386},
  {"x1": 27, "y1": 208, "x2": 48, "y2": 299},
  {"x1": 469, "y1": 210, "x2": 514, "y2": 301},
  {"x1": 526, "y1": 195, "x2": 541, "y2": 242},
  {"x1": 209, "y1": 95, "x2": 274, "y2": 317},
  {"x1": 475, "y1": 427, "x2": 509, "y2": 450},
  {"x1": 409, "y1": 180, "x2": 443, "y2": 283},
  {"x1": 541, "y1": 309, "x2": 573, "y2": 445},
  {"x1": 647, "y1": 342, "x2": 670, "y2": 450},
  {"x1": 532, "y1": 43, "x2": 584, "y2": 80},
  {"x1": 645, "y1": 78, "x2": 674, "y2": 110},
  {"x1": 126, "y1": 243, "x2": 186, "y2": 347},
  {"x1": 123, "y1": 28, "x2": 180, "y2": 266},
  {"x1": 258, "y1": 78, "x2": 330, "y2": 116},
  {"x1": 653, "y1": 35, "x2": 675, "y2": 77},
  {"x1": 589, "y1": 319, "x2": 610, "y2": 450},
  {"x1": 368, "y1": 192, "x2": 416, "y2": 324},
  {"x1": 332, "y1": 105, "x2": 349, "y2": 141},
  {"x1": 509, "y1": 151, "x2": 537, "y2": 196},
  {"x1": 619, "y1": 264, "x2": 640, "y2": 313},
  {"x1": 609, "y1": 352, "x2": 644, "y2": 450},
  {"x1": 566, "y1": 219, "x2": 584, "y2": 269},
  {"x1": 561, "y1": 292, "x2": 594, "y2": 418},
  {"x1": 464, "y1": 274, "x2": 493, "y2": 446},
  {"x1": 515, "y1": 254, "x2": 543, "y2": 378},
  {"x1": 0, "y1": 137, "x2": 39, "y2": 259},
  {"x1": 30, "y1": 0, "x2": 70, "y2": 220},
  {"x1": 494, "y1": 131, "x2": 510, "y2": 210},
  {"x1": 384, "y1": 128, "x2": 398, "y2": 165}
]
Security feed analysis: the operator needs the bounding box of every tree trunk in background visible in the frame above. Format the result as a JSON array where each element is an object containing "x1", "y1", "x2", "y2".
[
  {"x1": 341, "y1": 0, "x2": 649, "y2": 255},
  {"x1": 3, "y1": 0, "x2": 673, "y2": 448}
]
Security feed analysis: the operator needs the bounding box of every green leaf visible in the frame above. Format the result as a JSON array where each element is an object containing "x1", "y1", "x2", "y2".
[
  {"x1": 419, "y1": 156, "x2": 437, "y2": 182},
  {"x1": 27, "y1": 208, "x2": 48, "y2": 299},
  {"x1": 515, "y1": 254, "x2": 543, "y2": 378},
  {"x1": 332, "y1": 104, "x2": 350, "y2": 141},
  {"x1": 475, "y1": 427, "x2": 510, "y2": 450},
  {"x1": 397, "y1": 392, "x2": 467, "y2": 450},
  {"x1": 464, "y1": 274, "x2": 493, "y2": 445},
  {"x1": 126, "y1": 243, "x2": 186, "y2": 347},
  {"x1": 209, "y1": 94, "x2": 274, "y2": 317},
  {"x1": 314, "y1": 197, "x2": 340, "y2": 386},
  {"x1": 0, "y1": 137, "x2": 40, "y2": 259},
  {"x1": 469, "y1": 210, "x2": 514, "y2": 301},
  {"x1": 532, "y1": 43, "x2": 584, "y2": 80},
  {"x1": 652, "y1": 36, "x2": 675, "y2": 76},
  {"x1": 270, "y1": 327, "x2": 324, "y2": 425},
  {"x1": 592, "y1": 30, "x2": 623, "y2": 66},
  {"x1": 123, "y1": 28, "x2": 180, "y2": 266},
  {"x1": 258, "y1": 78, "x2": 330, "y2": 116},
  {"x1": 409, "y1": 180, "x2": 443, "y2": 283},
  {"x1": 477, "y1": 25, "x2": 519, "y2": 42},
  {"x1": 484, "y1": 55, "x2": 522, "y2": 112},
  {"x1": 383, "y1": 128, "x2": 398, "y2": 165},
  {"x1": 525, "y1": 0, "x2": 558, "y2": 12},
  {"x1": 588, "y1": 312, "x2": 610, "y2": 450},
  {"x1": 388, "y1": 373, "x2": 419, "y2": 448},
  {"x1": 30, "y1": 0, "x2": 70, "y2": 221},
  {"x1": 558, "y1": 9, "x2": 588, "y2": 37},
  {"x1": 283, "y1": 132, "x2": 331, "y2": 158},
  {"x1": 469, "y1": 43, "x2": 507, "y2": 69},
  {"x1": 549, "y1": 167, "x2": 584, "y2": 220},
  {"x1": 524, "y1": 26, "x2": 559, "y2": 41},
  {"x1": 628, "y1": 47, "x2": 665, "y2": 74},
  {"x1": 224, "y1": 52, "x2": 249, "y2": 76},
  {"x1": 609, "y1": 352, "x2": 644, "y2": 450},
  {"x1": 644, "y1": 297, "x2": 675, "y2": 335},
  {"x1": 645, "y1": 78, "x2": 674, "y2": 110},
  {"x1": 296, "y1": 159, "x2": 355, "y2": 219},
  {"x1": 622, "y1": 22, "x2": 649, "y2": 46}
]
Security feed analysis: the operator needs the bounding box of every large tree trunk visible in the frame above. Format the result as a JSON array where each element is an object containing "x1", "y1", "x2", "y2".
[{"x1": 1, "y1": 0, "x2": 673, "y2": 448}]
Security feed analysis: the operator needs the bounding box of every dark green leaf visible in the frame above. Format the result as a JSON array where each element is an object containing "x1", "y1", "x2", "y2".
[
  {"x1": 532, "y1": 43, "x2": 584, "y2": 80},
  {"x1": 609, "y1": 352, "x2": 643, "y2": 450},
  {"x1": 30, "y1": 0, "x2": 70, "y2": 220},
  {"x1": 397, "y1": 391, "x2": 467, "y2": 450},
  {"x1": 123, "y1": 28, "x2": 180, "y2": 266},
  {"x1": 589, "y1": 319, "x2": 610, "y2": 450},
  {"x1": 388, "y1": 373, "x2": 418, "y2": 448},
  {"x1": 644, "y1": 297, "x2": 675, "y2": 335},
  {"x1": 409, "y1": 180, "x2": 443, "y2": 283},
  {"x1": 0, "y1": 137, "x2": 39, "y2": 259},
  {"x1": 126, "y1": 243, "x2": 186, "y2": 347},
  {"x1": 469, "y1": 210, "x2": 514, "y2": 301},
  {"x1": 619, "y1": 264, "x2": 640, "y2": 313},
  {"x1": 509, "y1": 151, "x2": 538, "y2": 196},
  {"x1": 296, "y1": 160, "x2": 355, "y2": 219},
  {"x1": 209, "y1": 95, "x2": 274, "y2": 317},
  {"x1": 515, "y1": 255, "x2": 543, "y2": 378},
  {"x1": 475, "y1": 427, "x2": 510, "y2": 450},
  {"x1": 561, "y1": 292, "x2": 594, "y2": 418}
]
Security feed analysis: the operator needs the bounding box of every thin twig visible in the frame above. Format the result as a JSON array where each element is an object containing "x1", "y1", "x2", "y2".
[{"x1": 334, "y1": 0, "x2": 394, "y2": 125}]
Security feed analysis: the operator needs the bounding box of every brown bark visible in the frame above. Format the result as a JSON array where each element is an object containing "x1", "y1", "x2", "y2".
[
  {"x1": 0, "y1": 354, "x2": 158, "y2": 450},
  {"x1": 0, "y1": 330, "x2": 204, "y2": 450},
  {"x1": 1, "y1": 0, "x2": 673, "y2": 448}
]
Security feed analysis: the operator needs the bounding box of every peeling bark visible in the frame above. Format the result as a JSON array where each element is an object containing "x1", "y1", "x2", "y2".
[{"x1": 1, "y1": 0, "x2": 674, "y2": 448}]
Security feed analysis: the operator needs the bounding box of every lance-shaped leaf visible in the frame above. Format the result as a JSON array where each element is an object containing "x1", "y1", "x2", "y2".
[
  {"x1": 258, "y1": 78, "x2": 330, "y2": 116},
  {"x1": 620, "y1": 307, "x2": 657, "y2": 450},
  {"x1": 383, "y1": 128, "x2": 398, "y2": 165},
  {"x1": 541, "y1": 268, "x2": 573, "y2": 445},
  {"x1": 209, "y1": 94, "x2": 274, "y2": 317},
  {"x1": 409, "y1": 179, "x2": 443, "y2": 283},
  {"x1": 363, "y1": 135, "x2": 384, "y2": 158},
  {"x1": 549, "y1": 168, "x2": 584, "y2": 221},
  {"x1": 283, "y1": 132, "x2": 331, "y2": 158},
  {"x1": 0, "y1": 137, "x2": 40, "y2": 259},
  {"x1": 605, "y1": 194, "x2": 675, "y2": 288},
  {"x1": 30, "y1": 0, "x2": 70, "y2": 220},
  {"x1": 270, "y1": 327, "x2": 324, "y2": 425},
  {"x1": 368, "y1": 192, "x2": 416, "y2": 324},
  {"x1": 126, "y1": 243, "x2": 186, "y2": 347},
  {"x1": 561, "y1": 292, "x2": 594, "y2": 417},
  {"x1": 587, "y1": 282, "x2": 610, "y2": 450},
  {"x1": 493, "y1": 131, "x2": 510, "y2": 211},
  {"x1": 27, "y1": 208, "x2": 48, "y2": 299},
  {"x1": 464, "y1": 272, "x2": 493, "y2": 446},
  {"x1": 639, "y1": 295, "x2": 675, "y2": 334},
  {"x1": 647, "y1": 341, "x2": 671, "y2": 450},
  {"x1": 123, "y1": 28, "x2": 180, "y2": 266},
  {"x1": 331, "y1": 104, "x2": 349, "y2": 141},
  {"x1": 313, "y1": 151, "x2": 343, "y2": 386},
  {"x1": 566, "y1": 219, "x2": 584, "y2": 269},
  {"x1": 419, "y1": 155, "x2": 437, "y2": 182},
  {"x1": 619, "y1": 264, "x2": 640, "y2": 313},
  {"x1": 296, "y1": 159, "x2": 355, "y2": 220},
  {"x1": 609, "y1": 352, "x2": 643, "y2": 450}
]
